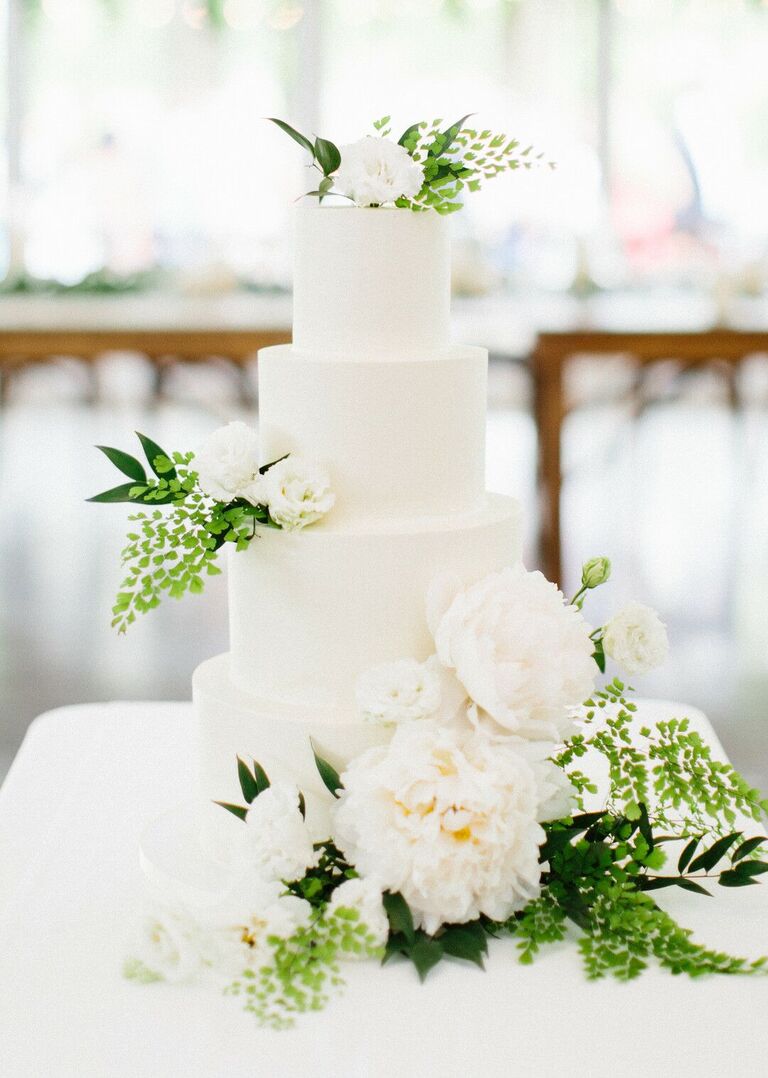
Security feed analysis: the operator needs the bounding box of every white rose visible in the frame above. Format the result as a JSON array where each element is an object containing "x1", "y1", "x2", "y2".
[
  {"x1": 429, "y1": 566, "x2": 596, "y2": 741},
  {"x1": 244, "y1": 783, "x2": 318, "y2": 882},
  {"x1": 355, "y1": 655, "x2": 463, "y2": 726},
  {"x1": 201, "y1": 878, "x2": 312, "y2": 976},
  {"x1": 327, "y1": 877, "x2": 389, "y2": 957},
  {"x1": 260, "y1": 455, "x2": 335, "y2": 530},
  {"x1": 333, "y1": 720, "x2": 552, "y2": 934},
  {"x1": 136, "y1": 905, "x2": 206, "y2": 983},
  {"x1": 603, "y1": 602, "x2": 669, "y2": 675},
  {"x1": 333, "y1": 137, "x2": 425, "y2": 207},
  {"x1": 194, "y1": 421, "x2": 260, "y2": 504}
]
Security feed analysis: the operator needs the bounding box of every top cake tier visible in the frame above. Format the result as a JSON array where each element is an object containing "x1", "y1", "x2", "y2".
[{"x1": 292, "y1": 204, "x2": 450, "y2": 359}]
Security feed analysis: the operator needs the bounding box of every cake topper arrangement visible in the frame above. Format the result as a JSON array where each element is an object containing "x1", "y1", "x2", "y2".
[{"x1": 268, "y1": 113, "x2": 554, "y2": 213}]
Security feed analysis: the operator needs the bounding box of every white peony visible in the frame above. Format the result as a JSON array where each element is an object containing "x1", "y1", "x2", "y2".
[
  {"x1": 355, "y1": 655, "x2": 462, "y2": 726},
  {"x1": 333, "y1": 720, "x2": 550, "y2": 933},
  {"x1": 603, "y1": 602, "x2": 669, "y2": 675},
  {"x1": 201, "y1": 879, "x2": 311, "y2": 977},
  {"x1": 244, "y1": 783, "x2": 318, "y2": 882},
  {"x1": 327, "y1": 877, "x2": 389, "y2": 956},
  {"x1": 429, "y1": 565, "x2": 596, "y2": 741},
  {"x1": 136, "y1": 905, "x2": 206, "y2": 983},
  {"x1": 260, "y1": 455, "x2": 335, "y2": 530},
  {"x1": 333, "y1": 137, "x2": 425, "y2": 207},
  {"x1": 194, "y1": 421, "x2": 261, "y2": 504}
]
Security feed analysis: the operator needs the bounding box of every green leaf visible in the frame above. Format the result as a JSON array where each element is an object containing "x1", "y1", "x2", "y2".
[
  {"x1": 718, "y1": 870, "x2": 759, "y2": 888},
  {"x1": 311, "y1": 742, "x2": 342, "y2": 798},
  {"x1": 252, "y1": 760, "x2": 271, "y2": 795},
  {"x1": 592, "y1": 638, "x2": 606, "y2": 673},
  {"x1": 638, "y1": 876, "x2": 680, "y2": 891},
  {"x1": 87, "y1": 482, "x2": 145, "y2": 503},
  {"x1": 258, "y1": 453, "x2": 289, "y2": 476},
  {"x1": 136, "y1": 432, "x2": 176, "y2": 480},
  {"x1": 213, "y1": 800, "x2": 248, "y2": 822},
  {"x1": 689, "y1": 833, "x2": 742, "y2": 874},
  {"x1": 408, "y1": 935, "x2": 444, "y2": 982},
  {"x1": 298, "y1": 791, "x2": 306, "y2": 820},
  {"x1": 266, "y1": 117, "x2": 315, "y2": 157},
  {"x1": 677, "y1": 836, "x2": 701, "y2": 873},
  {"x1": 439, "y1": 923, "x2": 486, "y2": 968},
  {"x1": 732, "y1": 836, "x2": 767, "y2": 861},
  {"x1": 96, "y1": 445, "x2": 147, "y2": 483},
  {"x1": 383, "y1": 891, "x2": 415, "y2": 945},
  {"x1": 733, "y1": 860, "x2": 768, "y2": 878},
  {"x1": 677, "y1": 879, "x2": 712, "y2": 897},
  {"x1": 314, "y1": 136, "x2": 341, "y2": 176},
  {"x1": 439, "y1": 113, "x2": 474, "y2": 155},
  {"x1": 237, "y1": 756, "x2": 259, "y2": 804},
  {"x1": 397, "y1": 121, "x2": 421, "y2": 148}
]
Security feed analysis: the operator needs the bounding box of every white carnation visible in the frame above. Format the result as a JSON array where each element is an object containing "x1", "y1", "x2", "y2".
[
  {"x1": 194, "y1": 420, "x2": 260, "y2": 504},
  {"x1": 333, "y1": 137, "x2": 425, "y2": 207},
  {"x1": 136, "y1": 905, "x2": 206, "y2": 983},
  {"x1": 244, "y1": 783, "x2": 318, "y2": 882},
  {"x1": 355, "y1": 655, "x2": 449, "y2": 726},
  {"x1": 328, "y1": 877, "x2": 389, "y2": 956},
  {"x1": 260, "y1": 455, "x2": 335, "y2": 530},
  {"x1": 430, "y1": 566, "x2": 596, "y2": 741},
  {"x1": 333, "y1": 720, "x2": 551, "y2": 933},
  {"x1": 603, "y1": 602, "x2": 669, "y2": 675}
]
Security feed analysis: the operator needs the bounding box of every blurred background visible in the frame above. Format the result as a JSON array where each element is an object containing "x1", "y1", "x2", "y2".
[{"x1": 1, "y1": 0, "x2": 767, "y2": 786}]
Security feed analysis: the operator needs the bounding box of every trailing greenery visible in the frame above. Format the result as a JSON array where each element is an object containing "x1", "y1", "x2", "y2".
[
  {"x1": 227, "y1": 906, "x2": 382, "y2": 1031},
  {"x1": 395, "y1": 115, "x2": 554, "y2": 215},
  {"x1": 88, "y1": 433, "x2": 281, "y2": 632}
]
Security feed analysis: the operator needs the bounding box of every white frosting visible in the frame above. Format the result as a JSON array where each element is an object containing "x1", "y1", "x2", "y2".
[
  {"x1": 194, "y1": 653, "x2": 390, "y2": 842},
  {"x1": 258, "y1": 344, "x2": 487, "y2": 524},
  {"x1": 227, "y1": 494, "x2": 521, "y2": 707},
  {"x1": 292, "y1": 205, "x2": 450, "y2": 359}
]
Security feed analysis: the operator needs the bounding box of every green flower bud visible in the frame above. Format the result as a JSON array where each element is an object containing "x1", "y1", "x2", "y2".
[{"x1": 581, "y1": 556, "x2": 611, "y2": 590}]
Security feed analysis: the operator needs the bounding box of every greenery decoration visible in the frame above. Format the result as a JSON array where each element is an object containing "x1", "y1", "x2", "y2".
[{"x1": 87, "y1": 433, "x2": 285, "y2": 632}]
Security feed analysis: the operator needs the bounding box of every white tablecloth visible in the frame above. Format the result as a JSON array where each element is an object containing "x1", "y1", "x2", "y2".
[{"x1": 1, "y1": 701, "x2": 767, "y2": 1078}]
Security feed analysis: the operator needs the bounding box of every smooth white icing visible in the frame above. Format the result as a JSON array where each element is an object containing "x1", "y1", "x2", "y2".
[
  {"x1": 258, "y1": 344, "x2": 487, "y2": 525},
  {"x1": 194, "y1": 653, "x2": 390, "y2": 842},
  {"x1": 227, "y1": 494, "x2": 522, "y2": 707},
  {"x1": 292, "y1": 205, "x2": 450, "y2": 359}
]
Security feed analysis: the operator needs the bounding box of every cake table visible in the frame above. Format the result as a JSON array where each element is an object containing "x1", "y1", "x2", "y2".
[{"x1": 1, "y1": 700, "x2": 767, "y2": 1078}]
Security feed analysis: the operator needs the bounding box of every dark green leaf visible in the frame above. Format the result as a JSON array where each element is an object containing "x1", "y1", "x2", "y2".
[
  {"x1": 678, "y1": 836, "x2": 701, "y2": 873},
  {"x1": 719, "y1": 870, "x2": 759, "y2": 888},
  {"x1": 96, "y1": 445, "x2": 147, "y2": 483},
  {"x1": 382, "y1": 932, "x2": 408, "y2": 965},
  {"x1": 732, "y1": 836, "x2": 767, "y2": 862},
  {"x1": 689, "y1": 833, "x2": 742, "y2": 874},
  {"x1": 86, "y1": 482, "x2": 144, "y2": 503},
  {"x1": 237, "y1": 756, "x2": 259, "y2": 804},
  {"x1": 311, "y1": 741, "x2": 342, "y2": 798},
  {"x1": 136, "y1": 432, "x2": 176, "y2": 479},
  {"x1": 408, "y1": 935, "x2": 444, "y2": 982},
  {"x1": 676, "y1": 879, "x2": 712, "y2": 897},
  {"x1": 592, "y1": 638, "x2": 606, "y2": 673},
  {"x1": 637, "y1": 803, "x2": 654, "y2": 851},
  {"x1": 734, "y1": 860, "x2": 768, "y2": 878},
  {"x1": 213, "y1": 800, "x2": 248, "y2": 822},
  {"x1": 397, "y1": 122, "x2": 421, "y2": 148},
  {"x1": 439, "y1": 924, "x2": 486, "y2": 968},
  {"x1": 252, "y1": 760, "x2": 270, "y2": 794},
  {"x1": 383, "y1": 891, "x2": 415, "y2": 945},
  {"x1": 298, "y1": 791, "x2": 306, "y2": 820},
  {"x1": 266, "y1": 117, "x2": 315, "y2": 157},
  {"x1": 259, "y1": 453, "x2": 289, "y2": 475},
  {"x1": 439, "y1": 113, "x2": 474, "y2": 155},
  {"x1": 314, "y1": 136, "x2": 341, "y2": 176},
  {"x1": 638, "y1": 876, "x2": 680, "y2": 891}
]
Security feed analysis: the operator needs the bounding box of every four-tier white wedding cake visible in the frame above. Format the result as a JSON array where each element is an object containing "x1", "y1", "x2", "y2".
[{"x1": 194, "y1": 204, "x2": 522, "y2": 825}]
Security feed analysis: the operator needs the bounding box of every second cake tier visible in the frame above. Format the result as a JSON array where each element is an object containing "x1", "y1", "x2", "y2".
[{"x1": 228, "y1": 493, "x2": 522, "y2": 709}]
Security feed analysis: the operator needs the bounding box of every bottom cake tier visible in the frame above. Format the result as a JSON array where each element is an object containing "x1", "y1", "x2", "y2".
[{"x1": 194, "y1": 652, "x2": 391, "y2": 843}]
